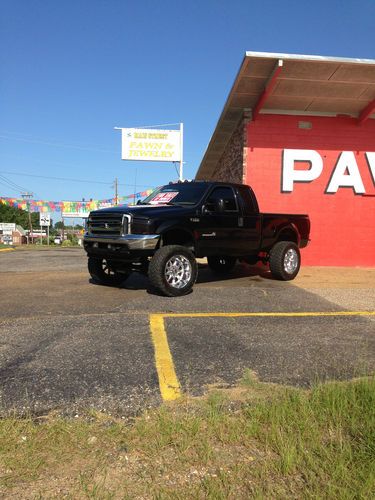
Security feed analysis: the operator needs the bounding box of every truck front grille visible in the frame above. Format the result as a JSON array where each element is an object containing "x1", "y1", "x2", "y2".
[{"x1": 87, "y1": 213, "x2": 130, "y2": 236}]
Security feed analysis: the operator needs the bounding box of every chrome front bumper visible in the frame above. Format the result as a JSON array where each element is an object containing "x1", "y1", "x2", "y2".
[{"x1": 84, "y1": 233, "x2": 160, "y2": 250}]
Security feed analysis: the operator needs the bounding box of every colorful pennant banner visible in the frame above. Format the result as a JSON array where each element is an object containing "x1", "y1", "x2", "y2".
[{"x1": 0, "y1": 188, "x2": 155, "y2": 214}]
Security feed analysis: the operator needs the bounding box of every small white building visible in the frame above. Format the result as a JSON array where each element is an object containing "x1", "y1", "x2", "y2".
[{"x1": 0, "y1": 223, "x2": 27, "y2": 245}]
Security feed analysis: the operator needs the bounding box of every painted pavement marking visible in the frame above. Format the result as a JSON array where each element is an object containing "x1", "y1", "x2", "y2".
[
  {"x1": 149, "y1": 314, "x2": 182, "y2": 401},
  {"x1": 149, "y1": 311, "x2": 375, "y2": 401}
]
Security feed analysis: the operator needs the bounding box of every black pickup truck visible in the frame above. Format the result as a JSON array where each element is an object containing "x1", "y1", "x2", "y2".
[{"x1": 83, "y1": 181, "x2": 310, "y2": 296}]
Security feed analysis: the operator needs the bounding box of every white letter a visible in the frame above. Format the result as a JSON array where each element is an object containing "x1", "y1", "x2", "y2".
[{"x1": 326, "y1": 152, "x2": 365, "y2": 194}]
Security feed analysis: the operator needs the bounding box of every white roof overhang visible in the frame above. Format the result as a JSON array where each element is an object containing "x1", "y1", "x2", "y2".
[{"x1": 196, "y1": 51, "x2": 375, "y2": 180}]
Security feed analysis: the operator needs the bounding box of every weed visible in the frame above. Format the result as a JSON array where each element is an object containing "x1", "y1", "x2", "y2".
[{"x1": 0, "y1": 376, "x2": 374, "y2": 498}]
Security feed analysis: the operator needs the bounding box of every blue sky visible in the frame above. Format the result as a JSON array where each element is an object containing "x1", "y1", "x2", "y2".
[{"x1": 1, "y1": 0, "x2": 374, "y2": 203}]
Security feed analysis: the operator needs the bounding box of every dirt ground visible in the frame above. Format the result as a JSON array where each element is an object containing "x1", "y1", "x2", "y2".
[{"x1": 292, "y1": 266, "x2": 375, "y2": 311}]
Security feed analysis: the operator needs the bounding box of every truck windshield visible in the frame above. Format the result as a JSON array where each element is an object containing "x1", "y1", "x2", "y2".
[{"x1": 141, "y1": 183, "x2": 209, "y2": 205}]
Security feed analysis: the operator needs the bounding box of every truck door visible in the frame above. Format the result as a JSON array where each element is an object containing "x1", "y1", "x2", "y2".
[
  {"x1": 197, "y1": 185, "x2": 243, "y2": 256},
  {"x1": 235, "y1": 185, "x2": 262, "y2": 254}
]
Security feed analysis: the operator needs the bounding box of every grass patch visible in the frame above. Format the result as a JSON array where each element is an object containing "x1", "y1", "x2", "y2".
[{"x1": 1, "y1": 376, "x2": 374, "y2": 498}]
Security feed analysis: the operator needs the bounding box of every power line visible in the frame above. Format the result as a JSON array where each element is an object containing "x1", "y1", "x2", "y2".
[
  {"x1": 0, "y1": 182, "x2": 37, "y2": 198},
  {"x1": 0, "y1": 171, "x2": 111, "y2": 185},
  {"x1": 0, "y1": 180, "x2": 23, "y2": 194},
  {"x1": 0, "y1": 175, "x2": 36, "y2": 197},
  {"x1": 0, "y1": 170, "x2": 152, "y2": 188},
  {"x1": 0, "y1": 174, "x2": 31, "y2": 193},
  {"x1": 0, "y1": 134, "x2": 115, "y2": 153}
]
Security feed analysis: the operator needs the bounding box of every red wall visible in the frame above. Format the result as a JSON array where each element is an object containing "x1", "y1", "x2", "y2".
[{"x1": 246, "y1": 114, "x2": 375, "y2": 266}]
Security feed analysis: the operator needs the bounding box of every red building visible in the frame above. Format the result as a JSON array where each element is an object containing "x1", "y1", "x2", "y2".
[{"x1": 196, "y1": 52, "x2": 375, "y2": 266}]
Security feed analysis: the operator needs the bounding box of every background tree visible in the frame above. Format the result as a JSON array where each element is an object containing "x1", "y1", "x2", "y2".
[
  {"x1": 0, "y1": 204, "x2": 40, "y2": 228},
  {"x1": 55, "y1": 221, "x2": 83, "y2": 230}
]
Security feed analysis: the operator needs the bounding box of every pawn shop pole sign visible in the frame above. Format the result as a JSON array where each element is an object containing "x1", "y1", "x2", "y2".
[{"x1": 120, "y1": 128, "x2": 181, "y2": 162}]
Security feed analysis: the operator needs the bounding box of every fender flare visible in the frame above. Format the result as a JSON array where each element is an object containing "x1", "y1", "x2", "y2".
[
  {"x1": 275, "y1": 223, "x2": 301, "y2": 246},
  {"x1": 156, "y1": 221, "x2": 195, "y2": 248}
]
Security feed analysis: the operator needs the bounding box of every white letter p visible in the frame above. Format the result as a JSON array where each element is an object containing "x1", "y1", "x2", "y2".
[{"x1": 282, "y1": 149, "x2": 323, "y2": 192}]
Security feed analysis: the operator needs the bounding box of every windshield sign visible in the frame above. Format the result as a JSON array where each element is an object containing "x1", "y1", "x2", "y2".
[
  {"x1": 149, "y1": 191, "x2": 179, "y2": 205},
  {"x1": 142, "y1": 183, "x2": 208, "y2": 205}
]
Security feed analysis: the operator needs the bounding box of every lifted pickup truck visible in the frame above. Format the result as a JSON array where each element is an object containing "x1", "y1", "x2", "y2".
[{"x1": 84, "y1": 181, "x2": 310, "y2": 296}]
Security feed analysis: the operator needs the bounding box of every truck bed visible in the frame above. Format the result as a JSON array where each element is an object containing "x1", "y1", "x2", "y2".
[{"x1": 260, "y1": 212, "x2": 310, "y2": 251}]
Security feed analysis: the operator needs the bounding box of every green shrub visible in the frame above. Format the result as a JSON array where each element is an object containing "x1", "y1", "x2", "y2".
[
  {"x1": 67, "y1": 233, "x2": 79, "y2": 245},
  {"x1": 61, "y1": 239, "x2": 74, "y2": 247}
]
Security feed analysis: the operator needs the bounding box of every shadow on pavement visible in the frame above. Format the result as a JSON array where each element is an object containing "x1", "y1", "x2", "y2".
[{"x1": 88, "y1": 262, "x2": 276, "y2": 292}]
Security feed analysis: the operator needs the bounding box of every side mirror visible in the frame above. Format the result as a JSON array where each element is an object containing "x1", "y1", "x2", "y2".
[
  {"x1": 136, "y1": 199, "x2": 142, "y2": 205},
  {"x1": 202, "y1": 199, "x2": 225, "y2": 214}
]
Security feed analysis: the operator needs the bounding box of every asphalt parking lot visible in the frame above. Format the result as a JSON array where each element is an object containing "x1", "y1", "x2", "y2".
[{"x1": 0, "y1": 248, "x2": 374, "y2": 417}]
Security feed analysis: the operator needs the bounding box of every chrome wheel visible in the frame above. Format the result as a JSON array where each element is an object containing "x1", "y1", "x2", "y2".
[
  {"x1": 149, "y1": 245, "x2": 198, "y2": 297},
  {"x1": 283, "y1": 248, "x2": 299, "y2": 274},
  {"x1": 269, "y1": 241, "x2": 300, "y2": 281},
  {"x1": 164, "y1": 254, "x2": 192, "y2": 289}
]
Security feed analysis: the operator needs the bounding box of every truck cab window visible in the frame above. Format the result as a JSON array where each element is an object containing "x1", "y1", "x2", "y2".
[
  {"x1": 206, "y1": 187, "x2": 237, "y2": 212},
  {"x1": 237, "y1": 186, "x2": 258, "y2": 214}
]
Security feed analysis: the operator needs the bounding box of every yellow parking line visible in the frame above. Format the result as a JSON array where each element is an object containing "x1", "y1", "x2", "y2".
[
  {"x1": 149, "y1": 314, "x2": 182, "y2": 401},
  {"x1": 161, "y1": 311, "x2": 375, "y2": 318},
  {"x1": 149, "y1": 310, "x2": 375, "y2": 401}
]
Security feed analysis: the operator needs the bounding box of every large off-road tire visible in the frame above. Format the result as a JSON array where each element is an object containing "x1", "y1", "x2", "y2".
[
  {"x1": 88, "y1": 257, "x2": 130, "y2": 286},
  {"x1": 269, "y1": 241, "x2": 301, "y2": 281},
  {"x1": 148, "y1": 245, "x2": 198, "y2": 297},
  {"x1": 207, "y1": 255, "x2": 237, "y2": 274}
]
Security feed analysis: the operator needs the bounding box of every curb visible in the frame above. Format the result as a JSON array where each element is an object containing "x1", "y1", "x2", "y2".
[{"x1": 0, "y1": 248, "x2": 15, "y2": 253}]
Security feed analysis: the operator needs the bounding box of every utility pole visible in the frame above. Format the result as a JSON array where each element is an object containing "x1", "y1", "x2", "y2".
[
  {"x1": 21, "y1": 192, "x2": 33, "y2": 244},
  {"x1": 113, "y1": 177, "x2": 119, "y2": 206},
  {"x1": 61, "y1": 214, "x2": 65, "y2": 242}
]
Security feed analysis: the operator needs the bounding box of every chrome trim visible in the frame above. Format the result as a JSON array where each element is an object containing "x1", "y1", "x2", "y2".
[
  {"x1": 283, "y1": 248, "x2": 299, "y2": 274},
  {"x1": 87, "y1": 212, "x2": 125, "y2": 236},
  {"x1": 84, "y1": 233, "x2": 160, "y2": 250},
  {"x1": 164, "y1": 254, "x2": 192, "y2": 289},
  {"x1": 122, "y1": 214, "x2": 132, "y2": 235}
]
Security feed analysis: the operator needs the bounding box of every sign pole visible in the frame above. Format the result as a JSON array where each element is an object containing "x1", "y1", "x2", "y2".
[
  {"x1": 39, "y1": 214, "x2": 51, "y2": 245},
  {"x1": 179, "y1": 123, "x2": 184, "y2": 181}
]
